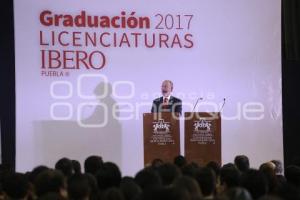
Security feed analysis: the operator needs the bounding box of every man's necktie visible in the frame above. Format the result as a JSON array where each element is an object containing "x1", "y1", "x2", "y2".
[{"x1": 162, "y1": 97, "x2": 168, "y2": 109}]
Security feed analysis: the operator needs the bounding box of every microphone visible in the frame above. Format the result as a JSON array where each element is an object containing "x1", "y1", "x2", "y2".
[
  {"x1": 192, "y1": 97, "x2": 203, "y2": 112},
  {"x1": 218, "y1": 98, "x2": 226, "y2": 112}
]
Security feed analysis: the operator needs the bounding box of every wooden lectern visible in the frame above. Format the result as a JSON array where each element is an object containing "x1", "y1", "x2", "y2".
[
  {"x1": 143, "y1": 112, "x2": 180, "y2": 166},
  {"x1": 184, "y1": 112, "x2": 221, "y2": 165}
]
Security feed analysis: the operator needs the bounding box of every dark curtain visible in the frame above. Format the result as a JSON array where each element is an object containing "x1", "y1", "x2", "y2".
[
  {"x1": 282, "y1": 0, "x2": 300, "y2": 60},
  {"x1": 282, "y1": 0, "x2": 300, "y2": 166},
  {"x1": 0, "y1": 0, "x2": 15, "y2": 170}
]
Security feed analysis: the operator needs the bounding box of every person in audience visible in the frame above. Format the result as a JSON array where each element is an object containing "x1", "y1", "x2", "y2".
[
  {"x1": 72, "y1": 160, "x2": 82, "y2": 175},
  {"x1": 276, "y1": 180, "x2": 300, "y2": 200},
  {"x1": 219, "y1": 164, "x2": 241, "y2": 193},
  {"x1": 34, "y1": 169, "x2": 67, "y2": 198},
  {"x1": 285, "y1": 165, "x2": 300, "y2": 188},
  {"x1": 84, "y1": 173, "x2": 99, "y2": 200},
  {"x1": 2, "y1": 172, "x2": 30, "y2": 200},
  {"x1": 96, "y1": 162, "x2": 122, "y2": 191},
  {"x1": 4, "y1": 155, "x2": 300, "y2": 200},
  {"x1": 55, "y1": 157, "x2": 74, "y2": 178},
  {"x1": 68, "y1": 174, "x2": 91, "y2": 200},
  {"x1": 134, "y1": 167, "x2": 162, "y2": 190},
  {"x1": 157, "y1": 163, "x2": 181, "y2": 186},
  {"x1": 206, "y1": 161, "x2": 221, "y2": 189},
  {"x1": 37, "y1": 192, "x2": 66, "y2": 200},
  {"x1": 84, "y1": 155, "x2": 103, "y2": 176},
  {"x1": 271, "y1": 160, "x2": 286, "y2": 188},
  {"x1": 101, "y1": 187, "x2": 125, "y2": 200},
  {"x1": 259, "y1": 162, "x2": 279, "y2": 194},
  {"x1": 271, "y1": 160, "x2": 283, "y2": 176},
  {"x1": 151, "y1": 158, "x2": 164, "y2": 169},
  {"x1": 195, "y1": 167, "x2": 216, "y2": 199},
  {"x1": 29, "y1": 165, "x2": 49, "y2": 183},
  {"x1": 257, "y1": 195, "x2": 283, "y2": 200},
  {"x1": 27, "y1": 165, "x2": 50, "y2": 199},
  {"x1": 181, "y1": 163, "x2": 200, "y2": 178},
  {"x1": 140, "y1": 186, "x2": 191, "y2": 200},
  {"x1": 0, "y1": 186, "x2": 3, "y2": 200},
  {"x1": 120, "y1": 176, "x2": 142, "y2": 200},
  {"x1": 216, "y1": 187, "x2": 252, "y2": 200},
  {"x1": 206, "y1": 161, "x2": 221, "y2": 178},
  {"x1": 234, "y1": 155, "x2": 250, "y2": 173},
  {"x1": 174, "y1": 155, "x2": 187, "y2": 169},
  {"x1": 173, "y1": 176, "x2": 202, "y2": 199},
  {"x1": 240, "y1": 169, "x2": 268, "y2": 199}
]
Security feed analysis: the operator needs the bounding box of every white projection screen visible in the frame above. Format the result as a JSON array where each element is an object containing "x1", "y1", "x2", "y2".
[{"x1": 14, "y1": 0, "x2": 282, "y2": 175}]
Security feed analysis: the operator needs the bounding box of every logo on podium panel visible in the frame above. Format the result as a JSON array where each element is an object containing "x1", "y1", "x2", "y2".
[
  {"x1": 193, "y1": 119, "x2": 212, "y2": 132},
  {"x1": 191, "y1": 119, "x2": 215, "y2": 145},
  {"x1": 152, "y1": 119, "x2": 170, "y2": 134},
  {"x1": 150, "y1": 119, "x2": 174, "y2": 145}
]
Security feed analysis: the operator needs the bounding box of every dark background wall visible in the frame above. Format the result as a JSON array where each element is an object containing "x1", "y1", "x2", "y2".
[
  {"x1": 0, "y1": 0, "x2": 15, "y2": 169},
  {"x1": 1, "y1": 0, "x2": 300, "y2": 170},
  {"x1": 282, "y1": 0, "x2": 300, "y2": 165}
]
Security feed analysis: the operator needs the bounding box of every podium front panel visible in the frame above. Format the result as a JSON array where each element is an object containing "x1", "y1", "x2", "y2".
[
  {"x1": 184, "y1": 112, "x2": 221, "y2": 165},
  {"x1": 143, "y1": 112, "x2": 180, "y2": 166}
]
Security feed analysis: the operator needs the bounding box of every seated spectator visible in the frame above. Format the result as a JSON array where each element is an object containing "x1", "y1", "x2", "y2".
[
  {"x1": 72, "y1": 160, "x2": 82, "y2": 175},
  {"x1": 134, "y1": 167, "x2": 162, "y2": 190},
  {"x1": 276, "y1": 181, "x2": 300, "y2": 200},
  {"x1": 140, "y1": 186, "x2": 191, "y2": 200},
  {"x1": 234, "y1": 155, "x2": 250, "y2": 173},
  {"x1": 120, "y1": 176, "x2": 141, "y2": 200},
  {"x1": 151, "y1": 158, "x2": 164, "y2": 169},
  {"x1": 55, "y1": 157, "x2": 74, "y2": 178},
  {"x1": 173, "y1": 176, "x2": 202, "y2": 199},
  {"x1": 285, "y1": 165, "x2": 300, "y2": 188},
  {"x1": 29, "y1": 166, "x2": 49, "y2": 183},
  {"x1": 96, "y1": 162, "x2": 122, "y2": 191},
  {"x1": 206, "y1": 161, "x2": 221, "y2": 179},
  {"x1": 219, "y1": 164, "x2": 241, "y2": 193},
  {"x1": 2, "y1": 172, "x2": 30, "y2": 200},
  {"x1": 271, "y1": 160, "x2": 283, "y2": 176},
  {"x1": 101, "y1": 187, "x2": 125, "y2": 200},
  {"x1": 37, "y1": 192, "x2": 65, "y2": 200},
  {"x1": 28, "y1": 165, "x2": 50, "y2": 199},
  {"x1": 195, "y1": 167, "x2": 216, "y2": 199},
  {"x1": 84, "y1": 174, "x2": 99, "y2": 200},
  {"x1": 34, "y1": 169, "x2": 67, "y2": 198},
  {"x1": 259, "y1": 162, "x2": 279, "y2": 194},
  {"x1": 174, "y1": 155, "x2": 187, "y2": 169},
  {"x1": 217, "y1": 187, "x2": 252, "y2": 200},
  {"x1": 157, "y1": 163, "x2": 181, "y2": 186},
  {"x1": 240, "y1": 169, "x2": 268, "y2": 199},
  {"x1": 271, "y1": 160, "x2": 286, "y2": 187},
  {"x1": 257, "y1": 195, "x2": 282, "y2": 200},
  {"x1": 181, "y1": 163, "x2": 200, "y2": 178},
  {"x1": 68, "y1": 174, "x2": 91, "y2": 200},
  {"x1": 3, "y1": 154, "x2": 299, "y2": 200},
  {"x1": 84, "y1": 155, "x2": 103, "y2": 176}
]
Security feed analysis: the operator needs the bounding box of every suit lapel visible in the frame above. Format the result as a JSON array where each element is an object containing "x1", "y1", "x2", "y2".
[
  {"x1": 169, "y1": 96, "x2": 174, "y2": 104},
  {"x1": 159, "y1": 97, "x2": 164, "y2": 104}
]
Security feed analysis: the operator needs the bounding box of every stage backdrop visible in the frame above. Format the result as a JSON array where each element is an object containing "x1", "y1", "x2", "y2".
[{"x1": 14, "y1": 0, "x2": 282, "y2": 175}]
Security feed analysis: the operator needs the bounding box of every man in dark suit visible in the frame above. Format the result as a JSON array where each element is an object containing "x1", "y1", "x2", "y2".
[{"x1": 151, "y1": 80, "x2": 182, "y2": 115}]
